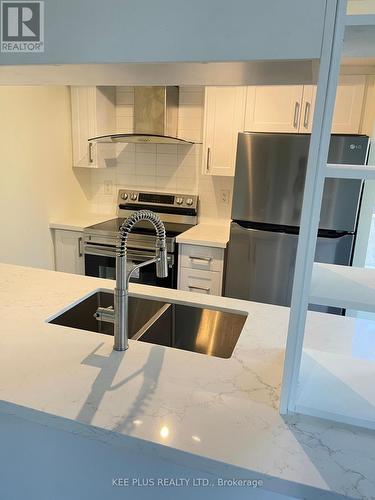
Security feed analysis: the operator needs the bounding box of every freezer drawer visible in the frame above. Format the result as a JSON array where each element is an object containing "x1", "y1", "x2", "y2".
[{"x1": 224, "y1": 222, "x2": 354, "y2": 307}]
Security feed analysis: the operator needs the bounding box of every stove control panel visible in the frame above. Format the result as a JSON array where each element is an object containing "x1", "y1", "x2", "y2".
[{"x1": 118, "y1": 190, "x2": 198, "y2": 211}]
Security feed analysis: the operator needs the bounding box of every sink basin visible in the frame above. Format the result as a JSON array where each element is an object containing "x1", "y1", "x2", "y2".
[
  {"x1": 49, "y1": 290, "x2": 247, "y2": 358},
  {"x1": 49, "y1": 291, "x2": 167, "y2": 338},
  {"x1": 136, "y1": 303, "x2": 247, "y2": 358}
]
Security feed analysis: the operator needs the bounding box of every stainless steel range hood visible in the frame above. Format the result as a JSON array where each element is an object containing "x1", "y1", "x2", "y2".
[{"x1": 89, "y1": 86, "x2": 195, "y2": 145}]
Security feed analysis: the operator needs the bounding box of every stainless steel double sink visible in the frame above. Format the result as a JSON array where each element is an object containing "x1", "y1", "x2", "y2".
[{"x1": 49, "y1": 291, "x2": 247, "y2": 359}]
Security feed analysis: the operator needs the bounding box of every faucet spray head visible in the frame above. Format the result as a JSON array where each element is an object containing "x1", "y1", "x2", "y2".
[{"x1": 156, "y1": 239, "x2": 168, "y2": 278}]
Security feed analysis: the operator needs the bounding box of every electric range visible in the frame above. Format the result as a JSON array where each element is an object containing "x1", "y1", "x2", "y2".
[{"x1": 83, "y1": 190, "x2": 198, "y2": 288}]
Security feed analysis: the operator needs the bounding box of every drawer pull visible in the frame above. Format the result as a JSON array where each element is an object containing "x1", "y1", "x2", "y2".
[
  {"x1": 189, "y1": 255, "x2": 212, "y2": 262},
  {"x1": 188, "y1": 285, "x2": 211, "y2": 292}
]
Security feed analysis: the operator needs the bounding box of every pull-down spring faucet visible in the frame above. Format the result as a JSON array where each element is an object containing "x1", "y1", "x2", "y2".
[{"x1": 95, "y1": 210, "x2": 168, "y2": 351}]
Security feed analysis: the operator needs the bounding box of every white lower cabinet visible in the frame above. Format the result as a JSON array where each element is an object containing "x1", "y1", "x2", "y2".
[
  {"x1": 53, "y1": 229, "x2": 84, "y2": 275},
  {"x1": 178, "y1": 244, "x2": 225, "y2": 296}
]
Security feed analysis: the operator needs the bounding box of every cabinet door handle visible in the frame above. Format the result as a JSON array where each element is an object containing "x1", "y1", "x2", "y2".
[
  {"x1": 88, "y1": 142, "x2": 94, "y2": 164},
  {"x1": 189, "y1": 255, "x2": 212, "y2": 262},
  {"x1": 293, "y1": 102, "x2": 300, "y2": 129},
  {"x1": 303, "y1": 102, "x2": 311, "y2": 129},
  {"x1": 78, "y1": 237, "x2": 83, "y2": 257},
  {"x1": 206, "y1": 147, "x2": 211, "y2": 173},
  {"x1": 188, "y1": 285, "x2": 211, "y2": 293}
]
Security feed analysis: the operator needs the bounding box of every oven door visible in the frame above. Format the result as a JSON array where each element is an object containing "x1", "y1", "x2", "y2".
[
  {"x1": 84, "y1": 244, "x2": 176, "y2": 288},
  {"x1": 84, "y1": 244, "x2": 116, "y2": 280}
]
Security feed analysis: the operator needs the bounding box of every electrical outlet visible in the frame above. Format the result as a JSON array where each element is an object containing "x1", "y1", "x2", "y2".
[
  {"x1": 220, "y1": 189, "x2": 230, "y2": 205},
  {"x1": 104, "y1": 180, "x2": 113, "y2": 195}
]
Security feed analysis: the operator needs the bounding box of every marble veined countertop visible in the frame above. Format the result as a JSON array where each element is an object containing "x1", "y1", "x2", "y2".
[
  {"x1": 49, "y1": 213, "x2": 230, "y2": 249},
  {"x1": 0, "y1": 263, "x2": 374, "y2": 499},
  {"x1": 49, "y1": 213, "x2": 114, "y2": 232},
  {"x1": 176, "y1": 221, "x2": 230, "y2": 248}
]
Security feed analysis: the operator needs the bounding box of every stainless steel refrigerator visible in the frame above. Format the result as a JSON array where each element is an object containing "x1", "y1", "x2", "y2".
[{"x1": 224, "y1": 132, "x2": 370, "y2": 311}]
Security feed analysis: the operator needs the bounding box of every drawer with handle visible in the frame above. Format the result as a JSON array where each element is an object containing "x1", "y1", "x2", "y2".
[
  {"x1": 179, "y1": 267, "x2": 222, "y2": 296},
  {"x1": 179, "y1": 244, "x2": 224, "y2": 272}
]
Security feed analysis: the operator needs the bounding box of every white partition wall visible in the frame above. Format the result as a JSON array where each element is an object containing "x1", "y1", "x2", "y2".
[
  {"x1": 0, "y1": 0, "x2": 326, "y2": 65},
  {"x1": 280, "y1": 0, "x2": 375, "y2": 430}
]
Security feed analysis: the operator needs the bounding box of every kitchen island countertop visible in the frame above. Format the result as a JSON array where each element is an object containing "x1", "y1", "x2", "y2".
[{"x1": 0, "y1": 263, "x2": 374, "y2": 499}]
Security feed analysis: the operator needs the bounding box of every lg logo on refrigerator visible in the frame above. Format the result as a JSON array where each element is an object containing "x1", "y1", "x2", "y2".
[{"x1": 1, "y1": 1, "x2": 44, "y2": 52}]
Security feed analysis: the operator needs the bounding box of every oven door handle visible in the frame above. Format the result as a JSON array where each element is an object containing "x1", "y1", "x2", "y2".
[
  {"x1": 84, "y1": 244, "x2": 116, "y2": 258},
  {"x1": 84, "y1": 245, "x2": 173, "y2": 265},
  {"x1": 126, "y1": 243, "x2": 169, "y2": 252},
  {"x1": 128, "y1": 251, "x2": 173, "y2": 265}
]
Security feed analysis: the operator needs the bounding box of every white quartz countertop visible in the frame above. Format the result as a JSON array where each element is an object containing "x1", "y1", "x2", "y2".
[
  {"x1": 50, "y1": 215, "x2": 231, "y2": 248},
  {"x1": 0, "y1": 263, "x2": 374, "y2": 499},
  {"x1": 49, "y1": 213, "x2": 114, "y2": 232},
  {"x1": 176, "y1": 222, "x2": 230, "y2": 248}
]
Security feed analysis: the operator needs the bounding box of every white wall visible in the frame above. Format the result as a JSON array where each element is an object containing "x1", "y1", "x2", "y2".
[
  {"x1": 0, "y1": 0, "x2": 326, "y2": 65},
  {"x1": 0, "y1": 87, "x2": 90, "y2": 269}
]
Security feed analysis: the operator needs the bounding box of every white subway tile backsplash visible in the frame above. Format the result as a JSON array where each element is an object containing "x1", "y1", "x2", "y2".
[
  {"x1": 116, "y1": 104, "x2": 133, "y2": 117},
  {"x1": 136, "y1": 163, "x2": 156, "y2": 177},
  {"x1": 178, "y1": 115, "x2": 202, "y2": 131},
  {"x1": 156, "y1": 153, "x2": 178, "y2": 166},
  {"x1": 117, "y1": 143, "x2": 135, "y2": 153},
  {"x1": 136, "y1": 152, "x2": 156, "y2": 165},
  {"x1": 155, "y1": 176, "x2": 177, "y2": 191},
  {"x1": 116, "y1": 88, "x2": 134, "y2": 105},
  {"x1": 156, "y1": 144, "x2": 178, "y2": 155},
  {"x1": 116, "y1": 116, "x2": 133, "y2": 132},
  {"x1": 156, "y1": 164, "x2": 177, "y2": 177},
  {"x1": 135, "y1": 143, "x2": 157, "y2": 154},
  {"x1": 176, "y1": 177, "x2": 196, "y2": 193},
  {"x1": 117, "y1": 149, "x2": 135, "y2": 163},
  {"x1": 136, "y1": 175, "x2": 156, "y2": 189},
  {"x1": 117, "y1": 163, "x2": 136, "y2": 176}
]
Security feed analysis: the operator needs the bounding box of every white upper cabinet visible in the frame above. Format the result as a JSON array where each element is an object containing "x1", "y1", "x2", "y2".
[
  {"x1": 202, "y1": 87, "x2": 246, "y2": 176},
  {"x1": 70, "y1": 86, "x2": 116, "y2": 168},
  {"x1": 331, "y1": 75, "x2": 366, "y2": 134},
  {"x1": 245, "y1": 85, "x2": 304, "y2": 132},
  {"x1": 244, "y1": 76, "x2": 366, "y2": 135}
]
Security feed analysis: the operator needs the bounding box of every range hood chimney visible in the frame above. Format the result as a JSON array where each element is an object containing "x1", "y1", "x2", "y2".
[{"x1": 89, "y1": 86, "x2": 195, "y2": 145}]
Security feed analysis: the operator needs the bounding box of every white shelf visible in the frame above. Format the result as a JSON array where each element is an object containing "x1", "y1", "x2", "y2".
[
  {"x1": 296, "y1": 347, "x2": 375, "y2": 430},
  {"x1": 310, "y1": 263, "x2": 375, "y2": 312},
  {"x1": 295, "y1": 312, "x2": 375, "y2": 430},
  {"x1": 346, "y1": 14, "x2": 375, "y2": 26},
  {"x1": 325, "y1": 163, "x2": 375, "y2": 179},
  {"x1": 344, "y1": 16, "x2": 375, "y2": 57}
]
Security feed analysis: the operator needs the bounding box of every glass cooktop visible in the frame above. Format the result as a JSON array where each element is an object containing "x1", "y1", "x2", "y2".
[{"x1": 85, "y1": 218, "x2": 194, "y2": 237}]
